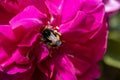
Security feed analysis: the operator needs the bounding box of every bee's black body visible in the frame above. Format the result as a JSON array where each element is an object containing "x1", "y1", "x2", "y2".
[{"x1": 42, "y1": 28, "x2": 61, "y2": 47}]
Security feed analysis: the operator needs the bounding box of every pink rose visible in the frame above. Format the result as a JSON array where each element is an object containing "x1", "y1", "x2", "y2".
[
  {"x1": 103, "y1": 0, "x2": 120, "y2": 15},
  {"x1": 0, "y1": 0, "x2": 108, "y2": 80}
]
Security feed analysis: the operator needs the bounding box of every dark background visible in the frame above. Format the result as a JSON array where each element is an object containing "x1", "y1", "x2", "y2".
[{"x1": 99, "y1": 11, "x2": 120, "y2": 80}]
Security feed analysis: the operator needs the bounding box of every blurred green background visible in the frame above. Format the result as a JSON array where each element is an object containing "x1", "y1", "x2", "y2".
[{"x1": 99, "y1": 12, "x2": 120, "y2": 80}]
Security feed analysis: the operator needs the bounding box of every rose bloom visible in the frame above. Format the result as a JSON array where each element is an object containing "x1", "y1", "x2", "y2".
[
  {"x1": 0, "y1": 0, "x2": 108, "y2": 80},
  {"x1": 103, "y1": 0, "x2": 120, "y2": 15}
]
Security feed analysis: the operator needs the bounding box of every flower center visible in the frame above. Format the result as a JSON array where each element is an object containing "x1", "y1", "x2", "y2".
[{"x1": 42, "y1": 26, "x2": 62, "y2": 47}]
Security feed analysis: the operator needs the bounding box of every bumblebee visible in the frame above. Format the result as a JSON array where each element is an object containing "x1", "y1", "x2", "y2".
[{"x1": 42, "y1": 28, "x2": 61, "y2": 47}]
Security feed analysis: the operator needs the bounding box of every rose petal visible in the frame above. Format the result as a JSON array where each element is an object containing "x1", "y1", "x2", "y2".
[
  {"x1": 60, "y1": 0, "x2": 82, "y2": 23},
  {"x1": 6, "y1": 65, "x2": 31, "y2": 74},
  {"x1": 0, "y1": 38, "x2": 17, "y2": 57},
  {"x1": 67, "y1": 54, "x2": 91, "y2": 76},
  {"x1": 54, "y1": 56, "x2": 77, "y2": 80},
  {"x1": 60, "y1": 2, "x2": 105, "y2": 43},
  {"x1": 33, "y1": 43, "x2": 49, "y2": 62},
  {"x1": 0, "y1": 25, "x2": 15, "y2": 40},
  {"x1": 38, "y1": 57, "x2": 54, "y2": 78},
  {"x1": 1, "y1": 0, "x2": 49, "y2": 14},
  {"x1": 45, "y1": 0, "x2": 62, "y2": 17},
  {"x1": 18, "y1": 32, "x2": 40, "y2": 47},
  {"x1": 0, "y1": 65, "x2": 34, "y2": 80},
  {"x1": 90, "y1": 19, "x2": 108, "y2": 62},
  {"x1": 0, "y1": 5, "x2": 15, "y2": 24},
  {"x1": 65, "y1": 43, "x2": 93, "y2": 61},
  {"x1": 60, "y1": 11, "x2": 99, "y2": 43},
  {"x1": 0, "y1": 49, "x2": 29, "y2": 67},
  {"x1": 0, "y1": 47, "x2": 9, "y2": 64},
  {"x1": 9, "y1": 6, "x2": 47, "y2": 29},
  {"x1": 88, "y1": 64, "x2": 100, "y2": 79},
  {"x1": 0, "y1": 48, "x2": 32, "y2": 74}
]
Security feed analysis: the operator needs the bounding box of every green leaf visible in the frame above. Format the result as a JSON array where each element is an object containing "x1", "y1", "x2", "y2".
[
  {"x1": 109, "y1": 12, "x2": 120, "y2": 29},
  {"x1": 104, "y1": 39, "x2": 120, "y2": 69}
]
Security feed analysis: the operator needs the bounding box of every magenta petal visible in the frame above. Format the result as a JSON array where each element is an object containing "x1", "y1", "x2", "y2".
[
  {"x1": 1, "y1": 0, "x2": 49, "y2": 14},
  {"x1": 33, "y1": 43, "x2": 49, "y2": 62},
  {"x1": 77, "y1": 63, "x2": 100, "y2": 80},
  {"x1": 0, "y1": 38, "x2": 17, "y2": 58},
  {"x1": 12, "y1": 49, "x2": 30, "y2": 64},
  {"x1": 88, "y1": 64, "x2": 100, "y2": 79},
  {"x1": 29, "y1": 0, "x2": 49, "y2": 14},
  {"x1": 38, "y1": 57, "x2": 54, "y2": 78},
  {"x1": 81, "y1": 0, "x2": 103, "y2": 12},
  {"x1": 46, "y1": 0, "x2": 63, "y2": 9},
  {"x1": 0, "y1": 25, "x2": 15, "y2": 40},
  {"x1": 11, "y1": 66, "x2": 35, "y2": 80},
  {"x1": 0, "y1": 5, "x2": 15, "y2": 24},
  {"x1": 8, "y1": 5, "x2": 47, "y2": 42},
  {"x1": 60, "y1": 0, "x2": 82, "y2": 23},
  {"x1": 9, "y1": 6, "x2": 46, "y2": 29},
  {"x1": 11, "y1": 18, "x2": 43, "y2": 31},
  {"x1": 60, "y1": 12, "x2": 99, "y2": 43},
  {"x1": 6, "y1": 65, "x2": 31, "y2": 74},
  {"x1": 0, "y1": 47, "x2": 9, "y2": 64},
  {"x1": 45, "y1": 0, "x2": 82, "y2": 23},
  {"x1": 0, "y1": 50, "x2": 27, "y2": 67},
  {"x1": 45, "y1": 0, "x2": 60, "y2": 15},
  {"x1": 0, "y1": 49, "x2": 31, "y2": 74},
  {"x1": 45, "y1": 0, "x2": 65, "y2": 16},
  {"x1": 67, "y1": 55, "x2": 91, "y2": 76},
  {"x1": 90, "y1": 19, "x2": 108, "y2": 62},
  {"x1": 1, "y1": 0, "x2": 21, "y2": 14},
  {"x1": 38, "y1": 54, "x2": 77, "y2": 80},
  {"x1": 60, "y1": 2, "x2": 105, "y2": 44},
  {"x1": 66, "y1": 43, "x2": 93, "y2": 61},
  {"x1": 54, "y1": 56, "x2": 77, "y2": 80},
  {"x1": 18, "y1": 32, "x2": 40, "y2": 47},
  {"x1": 0, "y1": 65, "x2": 34, "y2": 80}
]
